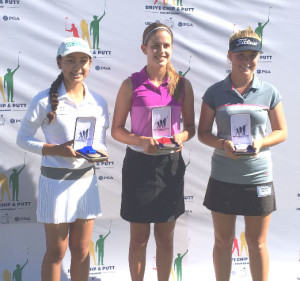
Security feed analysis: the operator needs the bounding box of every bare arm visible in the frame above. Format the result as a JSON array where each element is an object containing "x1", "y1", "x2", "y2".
[
  {"x1": 252, "y1": 101, "x2": 287, "y2": 152},
  {"x1": 198, "y1": 101, "x2": 222, "y2": 149},
  {"x1": 173, "y1": 78, "x2": 195, "y2": 145},
  {"x1": 198, "y1": 101, "x2": 238, "y2": 159},
  {"x1": 111, "y1": 78, "x2": 159, "y2": 154},
  {"x1": 198, "y1": 100, "x2": 288, "y2": 157}
]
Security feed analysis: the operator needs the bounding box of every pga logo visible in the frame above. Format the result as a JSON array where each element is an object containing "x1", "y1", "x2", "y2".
[
  {"x1": 98, "y1": 175, "x2": 113, "y2": 181},
  {"x1": 257, "y1": 69, "x2": 271, "y2": 74},
  {"x1": 178, "y1": 22, "x2": 193, "y2": 27},
  {"x1": 10, "y1": 118, "x2": 22, "y2": 124},
  {"x1": 95, "y1": 65, "x2": 111, "y2": 71},
  {"x1": 3, "y1": 15, "x2": 20, "y2": 21}
]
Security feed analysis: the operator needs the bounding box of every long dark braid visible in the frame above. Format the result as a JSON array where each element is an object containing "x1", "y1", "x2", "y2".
[{"x1": 47, "y1": 73, "x2": 64, "y2": 123}]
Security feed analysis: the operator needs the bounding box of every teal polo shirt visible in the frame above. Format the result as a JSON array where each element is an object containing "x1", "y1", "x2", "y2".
[{"x1": 203, "y1": 74, "x2": 281, "y2": 184}]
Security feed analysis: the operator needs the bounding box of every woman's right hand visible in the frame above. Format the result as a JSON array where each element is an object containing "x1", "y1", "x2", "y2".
[
  {"x1": 42, "y1": 140, "x2": 77, "y2": 157},
  {"x1": 139, "y1": 136, "x2": 159, "y2": 154},
  {"x1": 222, "y1": 140, "x2": 240, "y2": 160}
]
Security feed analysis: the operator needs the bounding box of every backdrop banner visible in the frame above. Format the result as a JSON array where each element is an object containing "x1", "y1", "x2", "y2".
[{"x1": 0, "y1": 0, "x2": 299, "y2": 280}]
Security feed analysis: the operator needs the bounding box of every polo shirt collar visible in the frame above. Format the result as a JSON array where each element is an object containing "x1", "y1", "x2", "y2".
[
  {"x1": 222, "y1": 74, "x2": 233, "y2": 92},
  {"x1": 251, "y1": 74, "x2": 261, "y2": 89},
  {"x1": 140, "y1": 66, "x2": 169, "y2": 87},
  {"x1": 57, "y1": 82, "x2": 68, "y2": 99},
  {"x1": 222, "y1": 73, "x2": 261, "y2": 92},
  {"x1": 57, "y1": 81, "x2": 94, "y2": 104}
]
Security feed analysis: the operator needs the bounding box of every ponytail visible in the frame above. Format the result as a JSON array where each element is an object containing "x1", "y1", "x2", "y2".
[{"x1": 167, "y1": 63, "x2": 183, "y2": 101}]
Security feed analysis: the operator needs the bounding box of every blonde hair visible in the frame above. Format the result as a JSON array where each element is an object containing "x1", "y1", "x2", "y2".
[
  {"x1": 142, "y1": 23, "x2": 182, "y2": 100},
  {"x1": 230, "y1": 26, "x2": 261, "y2": 43}
]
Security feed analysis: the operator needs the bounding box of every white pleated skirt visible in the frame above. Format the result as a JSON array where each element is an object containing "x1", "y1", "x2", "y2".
[{"x1": 37, "y1": 174, "x2": 102, "y2": 224}]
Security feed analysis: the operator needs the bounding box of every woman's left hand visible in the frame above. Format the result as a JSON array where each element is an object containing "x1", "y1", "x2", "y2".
[
  {"x1": 251, "y1": 139, "x2": 263, "y2": 154},
  {"x1": 83, "y1": 149, "x2": 109, "y2": 163},
  {"x1": 172, "y1": 133, "x2": 184, "y2": 151}
]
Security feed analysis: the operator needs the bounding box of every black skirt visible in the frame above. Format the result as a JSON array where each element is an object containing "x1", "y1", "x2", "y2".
[
  {"x1": 121, "y1": 147, "x2": 186, "y2": 223},
  {"x1": 203, "y1": 177, "x2": 276, "y2": 216}
]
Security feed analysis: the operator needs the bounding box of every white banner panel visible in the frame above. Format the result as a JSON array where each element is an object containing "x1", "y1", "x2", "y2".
[{"x1": 0, "y1": 0, "x2": 299, "y2": 280}]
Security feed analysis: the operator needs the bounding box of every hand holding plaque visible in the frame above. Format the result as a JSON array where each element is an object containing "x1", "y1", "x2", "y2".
[
  {"x1": 156, "y1": 137, "x2": 180, "y2": 151},
  {"x1": 75, "y1": 146, "x2": 108, "y2": 162},
  {"x1": 73, "y1": 117, "x2": 108, "y2": 162}
]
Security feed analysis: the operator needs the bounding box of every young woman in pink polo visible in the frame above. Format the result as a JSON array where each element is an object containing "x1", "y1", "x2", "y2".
[{"x1": 112, "y1": 23, "x2": 195, "y2": 281}]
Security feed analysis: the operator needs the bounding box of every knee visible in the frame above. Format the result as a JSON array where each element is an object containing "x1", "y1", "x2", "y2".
[
  {"x1": 130, "y1": 231, "x2": 150, "y2": 248},
  {"x1": 245, "y1": 235, "x2": 267, "y2": 253},
  {"x1": 154, "y1": 228, "x2": 174, "y2": 248},
  {"x1": 69, "y1": 242, "x2": 90, "y2": 263},
  {"x1": 45, "y1": 244, "x2": 68, "y2": 263},
  {"x1": 214, "y1": 233, "x2": 235, "y2": 250}
]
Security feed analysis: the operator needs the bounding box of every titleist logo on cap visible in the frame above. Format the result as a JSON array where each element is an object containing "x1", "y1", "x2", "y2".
[
  {"x1": 235, "y1": 38, "x2": 259, "y2": 47},
  {"x1": 229, "y1": 36, "x2": 262, "y2": 53}
]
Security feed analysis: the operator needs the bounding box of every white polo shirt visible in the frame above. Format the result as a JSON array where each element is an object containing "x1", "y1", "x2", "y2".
[{"x1": 16, "y1": 82, "x2": 108, "y2": 169}]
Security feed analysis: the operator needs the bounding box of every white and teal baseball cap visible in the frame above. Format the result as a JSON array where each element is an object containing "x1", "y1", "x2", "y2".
[{"x1": 57, "y1": 37, "x2": 92, "y2": 58}]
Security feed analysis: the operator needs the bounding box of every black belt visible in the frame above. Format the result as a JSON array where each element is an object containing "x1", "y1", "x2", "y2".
[{"x1": 41, "y1": 166, "x2": 95, "y2": 180}]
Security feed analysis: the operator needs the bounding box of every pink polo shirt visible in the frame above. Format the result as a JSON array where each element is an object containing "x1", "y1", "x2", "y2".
[{"x1": 130, "y1": 67, "x2": 185, "y2": 146}]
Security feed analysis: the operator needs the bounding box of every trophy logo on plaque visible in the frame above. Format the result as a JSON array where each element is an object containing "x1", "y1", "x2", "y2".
[
  {"x1": 151, "y1": 106, "x2": 180, "y2": 151},
  {"x1": 230, "y1": 114, "x2": 255, "y2": 156},
  {"x1": 73, "y1": 117, "x2": 108, "y2": 162}
]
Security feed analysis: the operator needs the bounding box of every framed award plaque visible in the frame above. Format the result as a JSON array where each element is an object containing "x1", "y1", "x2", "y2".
[
  {"x1": 151, "y1": 106, "x2": 180, "y2": 151},
  {"x1": 230, "y1": 114, "x2": 255, "y2": 156},
  {"x1": 73, "y1": 117, "x2": 108, "y2": 162}
]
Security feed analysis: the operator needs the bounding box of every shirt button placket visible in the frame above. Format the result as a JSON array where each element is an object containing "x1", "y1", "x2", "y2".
[{"x1": 158, "y1": 86, "x2": 163, "y2": 100}]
